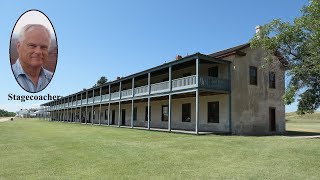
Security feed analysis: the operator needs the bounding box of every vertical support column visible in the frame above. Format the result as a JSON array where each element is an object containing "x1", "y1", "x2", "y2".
[
  {"x1": 91, "y1": 105, "x2": 94, "y2": 125},
  {"x1": 99, "y1": 87, "x2": 102, "y2": 125},
  {"x1": 168, "y1": 66, "x2": 172, "y2": 131},
  {"x1": 67, "y1": 97, "x2": 69, "y2": 122},
  {"x1": 195, "y1": 89, "x2": 199, "y2": 135},
  {"x1": 118, "y1": 101, "x2": 121, "y2": 127},
  {"x1": 228, "y1": 63, "x2": 232, "y2": 134},
  {"x1": 86, "y1": 91, "x2": 88, "y2": 124},
  {"x1": 85, "y1": 106, "x2": 88, "y2": 124},
  {"x1": 118, "y1": 81, "x2": 121, "y2": 127},
  {"x1": 108, "y1": 103, "x2": 110, "y2": 126},
  {"x1": 147, "y1": 72, "x2": 151, "y2": 130},
  {"x1": 75, "y1": 94, "x2": 78, "y2": 122},
  {"x1": 63, "y1": 99, "x2": 65, "y2": 122},
  {"x1": 147, "y1": 97, "x2": 150, "y2": 130},
  {"x1": 80, "y1": 93, "x2": 82, "y2": 123},
  {"x1": 195, "y1": 58, "x2": 199, "y2": 134},
  {"x1": 131, "y1": 77, "x2": 135, "y2": 128},
  {"x1": 168, "y1": 94, "x2": 172, "y2": 132},
  {"x1": 92, "y1": 89, "x2": 94, "y2": 125},
  {"x1": 99, "y1": 104, "x2": 102, "y2": 125}
]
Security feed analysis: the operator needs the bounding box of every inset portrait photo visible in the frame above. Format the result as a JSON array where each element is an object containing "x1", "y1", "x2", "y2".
[{"x1": 10, "y1": 10, "x2": 58, "y2": 93}]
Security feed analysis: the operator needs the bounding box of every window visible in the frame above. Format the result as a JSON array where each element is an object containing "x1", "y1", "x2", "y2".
[
  {"x1": 249, "y1": 66, "x2": 257, "y2": 85},
  {"x1": 145, "y1": 106, "x2": 151, "y2": 121},
  {"x1": 162, "y1": 105, "x2": 169, "y2": 121},
  {"x1": 208, "y1": 66, "x2": 219, "y2": 78},
  {"x1": 269, "y1": 72, "x2": 276, "y2": 89},
  {"x1": 208, "y1": 102, "x2": 219, "y2": 123},
  {"x1": 133, "y1": 107, "x2": 137, "y2": 121},
  {"x1": 182, "y1": 103, "x2": 191, "y2": 122}
]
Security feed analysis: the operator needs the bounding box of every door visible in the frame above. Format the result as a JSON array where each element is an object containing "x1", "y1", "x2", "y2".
[
  {"x1": 112, "y1": 110, "x2": 115, "y2": 125},
  {"x1": 122, "y1": 109, "x2": 126, "y2": 125},
  {"x1": 269, "y1": 107, "x2": 276, "y2": 132}
]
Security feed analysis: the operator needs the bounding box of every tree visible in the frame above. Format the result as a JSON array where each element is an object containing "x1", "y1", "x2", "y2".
[
  {"x1": 250, "y1": 0, "x2": 320, "y2": 114},
  {"x1": 0, "y1": 109, "x2": 16, "y2": 117},
  {"x1": 95, "y1": 76, "x2": 108, "y2": 87}
]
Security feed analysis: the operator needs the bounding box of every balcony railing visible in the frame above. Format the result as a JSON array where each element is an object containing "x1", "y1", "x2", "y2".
[
  {"x1": 199, "y1": 76, "x2": 230, "y2": 91},
  {"x1": 82, "y1": 99, "x2": 87, "y2": 104},
  {"x1": 88, "y1": 97, "x2": 93, "y2": 104},
  {"x1": 135, "y1": 85, "x2": 148, "y2": 96},
  {"x1": 151, "y1": 81, "x2": 169, "y2": 94},
  {"x1": 50, "y1": 75, "x2": 230, "y2": 108},
  {"x1": 102, "y1": 94, "x2": 110, "y2": 101},
  {"x1": 121, "y1": 89, "x2": 133, "y2": 98},
  {"x1": 94, "y1": 96, "x2": 101, "y2": 102},
  {"x1": 111, "y1": 92, "x2": 120, "y2": 100},
  {"x1": 172, "y1": 75, "x2": 197, "y2": 90}
]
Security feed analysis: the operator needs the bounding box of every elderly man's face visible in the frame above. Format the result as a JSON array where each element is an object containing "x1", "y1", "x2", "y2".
[{"x1": 17, "y1": 27, "x2": 50, "y2": 69}]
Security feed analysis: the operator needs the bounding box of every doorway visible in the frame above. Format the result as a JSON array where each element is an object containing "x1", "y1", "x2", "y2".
[
  {"x1": 122, "y1": 109, "x2": 126, "y2": 125},
  {"x1": 269, "y1": 107, "x2": 276, "y2": 132},
  {"x1": 111, "y1": 110, "x2": 115, "y2": 125}
]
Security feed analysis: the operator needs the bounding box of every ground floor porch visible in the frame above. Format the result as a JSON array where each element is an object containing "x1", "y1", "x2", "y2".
[{"x1": 47, "y1": 91, "x2": 231, "y2": 134}]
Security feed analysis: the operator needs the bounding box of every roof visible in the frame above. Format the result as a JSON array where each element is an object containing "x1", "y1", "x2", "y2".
[
  {"x1": 209, "y1": 42, "x2": 288, "y2": 66},
  {"x1": 209, "y1": 43, "x2": 250, "y2": 58}
]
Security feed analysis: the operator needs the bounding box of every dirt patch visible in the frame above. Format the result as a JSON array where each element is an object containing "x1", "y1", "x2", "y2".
[{"x1": 0, "y1": 117, "x2": 13, "y2": 122}]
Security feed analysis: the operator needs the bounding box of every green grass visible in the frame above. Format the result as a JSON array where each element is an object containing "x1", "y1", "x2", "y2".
[
  {"x1": 0, "y1": 118, "x2": 319, "y2": 179},
  {"x1": 286, "y1": 112, "x2": 320, "y2": 133}
]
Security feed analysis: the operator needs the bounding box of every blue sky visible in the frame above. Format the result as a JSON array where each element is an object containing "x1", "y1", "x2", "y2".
[{"x1": 0, "y1": 0, "x2": 311, "y2": 112}]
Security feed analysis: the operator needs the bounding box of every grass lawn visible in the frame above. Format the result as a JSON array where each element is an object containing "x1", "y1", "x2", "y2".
[
  {"x1": 286, "y1": 112, "x2": 320, "y2": 134},
  {"x1": 0, "y1": 118, "x2": 319, "y2": 179}
]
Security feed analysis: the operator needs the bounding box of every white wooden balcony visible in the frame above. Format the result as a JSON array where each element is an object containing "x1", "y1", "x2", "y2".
[
  {"x1": 151, "y1": 81, "x2": 169, "y2": 94},
  {"x1": 111, "y1": 92, "x2": 120, "y2": 100},
  {"x1": 134, "y1": 85, "x2": 148, "y2": 96},
  {"x1": 121, "y1": 89, "x2": 133, "y2": 98},
  {"x1": 102, "y1": 94, "x2": 110, "y2": 101},
  {"x1": 94, "y1": 96, "x2": 101, "y2": 103},
  {"x1": 82, "y1": 99, "x2": 87, "y2": 104},
  {"x1": 172, "y1": 75, "x2": 197, "y2": 91},
  {"x1": 199, "y1": 76, "x2": 230, "y2": 91},
  {"x1": 49, "y1": 75, "x2": 230, "y2": 109},
  {"x1": 88, "y1": 97, "x2": 93, "y2": 104}
]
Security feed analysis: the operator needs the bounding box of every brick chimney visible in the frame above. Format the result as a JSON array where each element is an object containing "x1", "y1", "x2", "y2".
[
  {"x1": 255, "y1": 25, "x2": 262, "y2": 38},
  {"x1": 176, "y1": 55, "x2": 182, "y2": 60}
]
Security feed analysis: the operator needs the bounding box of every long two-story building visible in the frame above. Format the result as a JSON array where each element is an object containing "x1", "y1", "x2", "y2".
[{"x1": 41, "y1": 41, "x2": 286, "y2": 135}]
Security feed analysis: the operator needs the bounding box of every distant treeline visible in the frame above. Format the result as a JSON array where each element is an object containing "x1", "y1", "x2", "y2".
[{"x1": 0, "y1": 109, "x2": 16, "y2": 117}]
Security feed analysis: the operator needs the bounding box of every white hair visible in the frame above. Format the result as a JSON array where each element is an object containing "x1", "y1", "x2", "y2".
[{"x1": 18, "y1": 24, "x2": 52, "y2": 48}]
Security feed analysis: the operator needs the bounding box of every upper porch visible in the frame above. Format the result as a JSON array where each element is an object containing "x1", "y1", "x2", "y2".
[{"x1": 43, "y1": 53, "x2": 232, "y2": 109}]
